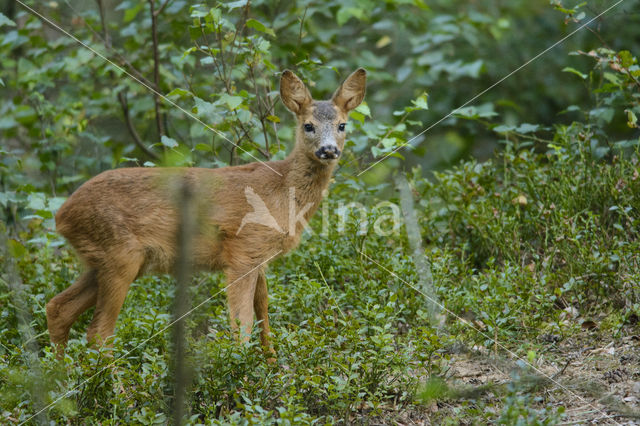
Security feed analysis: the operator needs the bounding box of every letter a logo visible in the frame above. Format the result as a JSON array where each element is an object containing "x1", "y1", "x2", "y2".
[{"x1": 237, "y1": 187, "x2": 284, "y2": 235}]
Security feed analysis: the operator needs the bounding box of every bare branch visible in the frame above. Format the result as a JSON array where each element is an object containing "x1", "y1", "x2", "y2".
[
  {"x1": 154, "y1": 0, "x2": 171, "y2": 17},
  {"x1": 95, "y1": 0, "x2": 111, "y2": 48},
  {"x1": 229, "y1": 144, "x2": 237, "y2": 165},
  {"x1": 117, "y1": 91, "x2": 161, "y2": 161}
]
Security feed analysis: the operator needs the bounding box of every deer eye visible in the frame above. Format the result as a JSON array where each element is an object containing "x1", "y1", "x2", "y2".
[
  {"x1": 338, "y1": 123, "x2": 346, "y2": 132},
  {"x1": 304, "y1": 123, "x2": 315, "y2": 132}
]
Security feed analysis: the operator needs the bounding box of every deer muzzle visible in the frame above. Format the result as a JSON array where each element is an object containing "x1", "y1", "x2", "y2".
[{"x1": 315, "y1": 145, "x2": 341, "y2": 160}]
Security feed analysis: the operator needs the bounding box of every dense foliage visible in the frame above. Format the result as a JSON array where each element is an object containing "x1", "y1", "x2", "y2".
[{"x1": 1, "y1": 0, "x2": 639, "y2": 423}]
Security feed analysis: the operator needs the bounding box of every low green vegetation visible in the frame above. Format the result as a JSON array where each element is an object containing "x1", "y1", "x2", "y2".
[
  {"x1": 2, "y1": 106, "x2": 639, "y2": 423},
  {"x1": 1, "y1": 0, "x2": 639, "y2": 423}
]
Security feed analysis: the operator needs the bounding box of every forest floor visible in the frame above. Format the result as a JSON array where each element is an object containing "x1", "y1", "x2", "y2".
[{"x1": 394, "y1": 327, "x2": 640, "y2": 425}]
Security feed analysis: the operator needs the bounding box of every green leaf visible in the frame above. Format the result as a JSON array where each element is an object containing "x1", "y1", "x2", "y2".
[
  {"x1": 209, "y1": 7, "x2": 222, "y2": 23},
  {"x1": 266, "y1": 115, "x2": 280, "y2": 123},
  {"x1": 220, "y1": 93, "x2": 243, "y2": 110},
  {"x1": 387, "y1": 152, "x2": 405, "y2": 160},
  {"x1": 246, "y1": 18, "x2": 275, "y2": 37},
  {"x1": 236, "y1": 109, "x2": 252, "y2": 123},
  {"x1": 613, "y1": 139, "x2": 639, "y2": 149},
  {"x1": 193, "y1": 97, "x2": 219, "y2": 122},
  {"x1": 224, "y1": 0, "x2": 249, "y2": 11},
  {"x1": 453, "y1": 107, "x2": 475, "y2": 118},
  {"x1": 336, "y1": 7, "x2": 364, "y2": 26},
  {"x1": 355, "y1": 103, "x2": 371, "y2": 117},
  {"x1": 411, "y1": 92, "x2": 429, "y2": 110},
  {"x1": 0, "y1": 12, "x2": 16, "y2": 27},
  {"x1": 589, "y1": 107, "x2": 615, "y2": 124},
  {"x1": 166, "y1": 88, "x2": 191, "y2": 98},
  {"x1": 444, "y1": 60, "x2": 484, "y2": 79},
  {"x1": 453, "y1": 104, "x2": 497, "y2": 119},
  {"x1": 516, "y1": 123, "x2": 539, "y2": 133},
  {"x1": 124, "y1": 3, "x2": 144, "y2": 23},
  {"x1": 8, "y1": 239, "x2": 26, "y2": 259},
  {"x1": 562, "y1": 67, "x2": 587, "y2": 80},
  {"x1": 349, "y1": 111, "x2": 365, "y2": 124},
  {"x1": 195, "y1": 143, "x2": 212, "y2": 152},
  {"x1": 603, "y1": 72, "x2": 622, "y2": 86},
  {"x1": 381, "y1": 138, "x2": 395, "y2": 149},
  {"x1": 161, "y1": 135, "x2": 179, "y2": 148},
  {"x1": 180, "y1": 46, "x2": 197, "y2": 61},
  {"x1": 0, "y1": 191, "x2": 16, "y2": 208},
  {"x1": 626, "y1": 109, "x2": 638, "y2": 128},
  {"x1": 27, "y1": 193, "x2": 47, "y2": 211},
  {"x1": 493, "y1": 125, "x2": 515, "y2": 133},
  {"x1": 263, "y1": 58, "x2": 276, "y2": 70},
  {"x1": 46, "y1": 197, "x2": 67, "y2": 215},
  {"x1": 189, "y1": 5, "x2": 208, "y2": 18},
  {"x1": 618, "y1": 50, "x2": 634, "y2": 68}
]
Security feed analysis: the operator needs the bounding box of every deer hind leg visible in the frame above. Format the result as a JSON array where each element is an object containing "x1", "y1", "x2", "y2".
[
  {"x1": 86, "y1": 249, "x2": 144, "y2": 347},
  {"x1": 253, "y1": 269, "x2": 275, "y2": 359},
  {"x1": 225, "y1": 267, "x2": 259, "y2": 343},
  {"x1": 46, "y1": 269, "x2": 99, "y2": 351}
]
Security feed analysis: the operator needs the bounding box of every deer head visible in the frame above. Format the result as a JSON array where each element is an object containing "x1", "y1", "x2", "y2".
[{"x1": 280, "y1": 68, "x2": 367, "y2": 163}]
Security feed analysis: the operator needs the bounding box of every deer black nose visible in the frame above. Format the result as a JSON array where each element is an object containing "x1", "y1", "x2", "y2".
[{"x1": 315, "y1": 145, "x2": 341, "y2": 160}]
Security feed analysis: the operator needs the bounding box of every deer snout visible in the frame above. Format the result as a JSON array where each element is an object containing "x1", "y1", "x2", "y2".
[{"x1": 315, "y1": 145, "x2": 341, "y2": 160}]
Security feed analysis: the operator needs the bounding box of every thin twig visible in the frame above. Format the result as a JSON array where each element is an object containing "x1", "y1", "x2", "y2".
[
  {"x1": 249, "y1": 66, "x2": 271, "y2": 159},
  {"x1": 234, "y1": 123, "x2": 269, "y2": 158},
  {"x1": 199, "y1": 28, "x2": 230, "y2": 93},
  {"x1": 214, "y1": 25, "x2": 228, "y2": 87},
  {"x1": 228, "y1": 3, "x2": 251, "y2": 76},
  {"x1": 68, "y1": 0, "x2": 157, "y2": 90},
  {"x1": 266, "y1": 83, "x2": 281, "y2": 154},
  {"x1": 297, "y1": 6, "x2": 307, "y2": 47},
  {"x1": 552, "y1": 357, "x2": 573, "y2": 380},
  {"x1": 148, "y1": 0, "x2": 165, "y2": 138}
]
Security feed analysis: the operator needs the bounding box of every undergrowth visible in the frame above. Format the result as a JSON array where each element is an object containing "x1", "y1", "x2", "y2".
[
  {"x1": 1, "y1": 129, "x2": 639, "y2": 423},
  {"x1": 2, "y1": 43, "x2": 640, "y2": 425}
]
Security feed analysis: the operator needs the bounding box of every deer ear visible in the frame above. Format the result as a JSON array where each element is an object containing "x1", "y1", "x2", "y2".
[
  {"x1": 280, "y1": 70, "x2": 313, "y2": 114},
  {"x1": 332, "y1": 68, "x2": 367, "y2": 112}
]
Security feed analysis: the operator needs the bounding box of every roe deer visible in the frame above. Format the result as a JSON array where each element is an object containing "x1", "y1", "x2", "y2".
[{"x1": 47, "y1": 68, "x2": 366, "y2": 357}]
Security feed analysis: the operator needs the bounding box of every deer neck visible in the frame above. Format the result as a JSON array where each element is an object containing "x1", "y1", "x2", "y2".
[{"x1": 284, "y1": 144, "x2": 336, "y2": 212}]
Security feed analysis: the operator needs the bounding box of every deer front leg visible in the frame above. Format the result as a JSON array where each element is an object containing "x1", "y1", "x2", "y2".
[
  {"x1": 254, "y1": 269, "x2": 275, "y2": 360},
  {"x1": 225, "y1": 268, "x2": 258, "y2": 342}
]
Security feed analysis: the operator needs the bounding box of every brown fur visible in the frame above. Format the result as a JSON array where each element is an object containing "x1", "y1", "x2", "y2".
[{"x1": 47, "y1": 68, "x2": 366, "y2": 357}]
